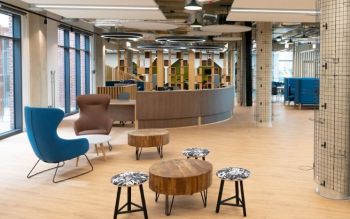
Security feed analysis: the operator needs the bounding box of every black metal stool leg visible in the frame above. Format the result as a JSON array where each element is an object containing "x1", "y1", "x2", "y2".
[
  {"x1": 235, "y1": 181, "x2": 239, "y2": 205},
  {"x1": 215, "y1": 180, "x2": 225, "y2": 213},
  {"x1": 202, "y1": 156, "x2": 205, "y2": 160},
  {"x1": 139, "y1": 185, "x2": 148, "y2": 219},
  {"x1": 127, "y1": 187, "x2": 132, "y2": 212},
  {"x1": 114, "y1": 187, "x2": 121, "y2": 219},
  {"x1": 240, "y1": 180, "x2": 247, "y2": 217}
]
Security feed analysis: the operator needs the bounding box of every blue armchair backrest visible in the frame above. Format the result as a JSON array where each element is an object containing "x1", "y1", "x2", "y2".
[{"x1": 25, "y1": 107, "x2": 89, "y2": 163}]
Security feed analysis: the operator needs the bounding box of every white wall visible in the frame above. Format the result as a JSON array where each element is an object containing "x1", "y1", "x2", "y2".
[{"x1": 46, "y1": 20, "x2": 59, "y2": 107}]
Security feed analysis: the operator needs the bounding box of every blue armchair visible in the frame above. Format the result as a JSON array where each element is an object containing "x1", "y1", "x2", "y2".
[{"x1": 25, "y1": 107, "x2": 93, "y2": 183}]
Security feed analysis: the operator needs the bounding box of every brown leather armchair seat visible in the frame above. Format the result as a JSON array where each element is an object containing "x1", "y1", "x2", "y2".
[{"x1": 74, "y1": 94, "x2": 113, "y2": 137}]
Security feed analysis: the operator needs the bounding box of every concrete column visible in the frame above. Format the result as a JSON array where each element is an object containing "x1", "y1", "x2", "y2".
[
  {"x1": 156, "y1": 50, "x2": 164, "y2": 88},
  {"x1": 255, "y1": 22, "x2": 272, "y2": 127},
  {"x1": 315, "y1": 0, "x2": 350, "y2": 199},
  {"x1": 125, "y1": 49, "x2": 133, "y2": 74},
  {"x1": 28, "y1": 14, "x2": 48, "y2": 107},
  {"x1": 188, "y1": 50, "x2": 195, "y2": 90},
  {"x1": 236, "y1": 41, "x2": 242, "y2": 105},
  {"x1": 94, "y1": 35, "x2": 105, "y2": 88}
]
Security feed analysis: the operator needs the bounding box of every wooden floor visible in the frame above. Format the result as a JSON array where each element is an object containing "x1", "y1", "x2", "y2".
[{"x1": 0, "y1": 104, "x2": 349, "y2": 219}]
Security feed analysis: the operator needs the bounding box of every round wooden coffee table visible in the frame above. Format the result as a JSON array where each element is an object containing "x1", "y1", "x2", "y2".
[
  {"x1": 128, "y1": 129, "x2": 169, "y2": 160},
  {"x1": 149, "y1": 159, "x2": 212, "y2": 215}
]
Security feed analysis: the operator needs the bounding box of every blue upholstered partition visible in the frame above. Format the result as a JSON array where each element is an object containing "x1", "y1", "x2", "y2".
[
  {"x1": 295, "y1": 78, "x2": 319, "y2": 105},
  {"x1": 284, "y1": 77, "x2": 319, "y2": 105},
  {"x1": 284, "y1": 77, "x2": 298, "y2": 102}
]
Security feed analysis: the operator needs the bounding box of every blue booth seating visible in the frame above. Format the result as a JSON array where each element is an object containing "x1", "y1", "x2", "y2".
[
  {"x1": 295, "y1": 78, "x2": 319, "y2": 105},
  {"x1": 284, "y1": 77, "x2": 319, "y2": 106},
  {"x1": 284, "y1": 77, "x2": 298, "y2": 103}
]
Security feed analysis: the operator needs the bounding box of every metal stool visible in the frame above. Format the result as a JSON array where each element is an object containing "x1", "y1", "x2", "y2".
[
  {"x1": 182, "y1": 147, "x2": 210, "y2": 160},
  {"x1": 111, "y1": 172, "x2": 149, "y2": 219},
  {"x1": 215, "y1": 167, "x2": 250, "y2": 217}
]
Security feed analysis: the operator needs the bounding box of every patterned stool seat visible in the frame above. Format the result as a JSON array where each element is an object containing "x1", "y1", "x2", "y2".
[
  {"x1": 111, "y1": 172, "x2": 148, "y2": 187},
  {"x1": 111, "y1": 172, "x2": 149, "y2": 219},
  {"x1": 215, "y1": 167, "x2": 250, "y2": 217},
  {"x1": 182, "y1": 148, "x2": 210, "y2": 160},
  {"x1": 216, "y1": 167, "x2": 250, "y2": 181}
]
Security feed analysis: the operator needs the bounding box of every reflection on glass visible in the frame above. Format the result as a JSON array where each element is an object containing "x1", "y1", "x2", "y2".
[
  {"x1": 0, "y1": 38, "x2": 14, "y2": 133},
  {"x1": 70, "y1": 49, "x2": 76, "y2": 112},
  {"x1": 0, "y1": 13, "x2": 12, "y2": 37},
  {"x1": 56, "y1": 46, "x2": 65, "y2": 111}
]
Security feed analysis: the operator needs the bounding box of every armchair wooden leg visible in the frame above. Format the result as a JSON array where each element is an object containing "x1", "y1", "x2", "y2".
[
  {"x1": 95, "y1": 144, "x2": 99, "y2": 156},
  {"x1": 100, "y1": 143, "x2": 107, "y2": 160}
]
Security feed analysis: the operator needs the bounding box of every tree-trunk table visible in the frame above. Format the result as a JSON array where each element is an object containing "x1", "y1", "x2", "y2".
[
  {"x1": 149, "y1": 159, "x2": 213, "y2": 215},
  {"x1": 128, "y1": 129, "x2": 169, "y2": 160}
]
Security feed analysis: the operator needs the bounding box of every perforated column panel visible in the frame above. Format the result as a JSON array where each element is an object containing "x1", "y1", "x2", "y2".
[
  {"x1": 236, "y1": 41, "x2": 242, "y2": 106},
  {"x1": 255, "y1": 22, "x2": 272, "y2": 127},
  {"x1": 314, "y1": 0, "x2": 350, "y2": 199}
]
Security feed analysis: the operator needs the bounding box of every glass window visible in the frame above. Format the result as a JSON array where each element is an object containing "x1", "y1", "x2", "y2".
[
  {"x1": 0, "y1": 13, "x2": 13, "y2": 37},
  {"x1": 69, "y1": 48, "x2": 76, "y2": 111},
  {"x1": 56, "y1": 29, "x2": 65, "y2": 111},
  {"x1": 0, "y1": 12, "x2": 22, "y2": 137},
  {"x1": 56, "y1": 28, "x2": 90, "y2": 114},
  {"x1": 0, "y1": 38, "x2": 14, "y2": 133}
]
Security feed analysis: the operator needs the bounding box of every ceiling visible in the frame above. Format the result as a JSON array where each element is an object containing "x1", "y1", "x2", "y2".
[
  {"x1": 20, "y1": 0, "x2": 319, "y2": 46},
  {"x1": 227, "y1": 0, "x2": 317, "y2": 22},
  {"x1": 21, "y1": 0, "x2": 167, "y2": 20}
]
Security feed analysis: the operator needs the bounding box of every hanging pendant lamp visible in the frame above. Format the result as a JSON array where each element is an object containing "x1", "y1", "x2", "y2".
[{"x1": 185, "y1": 0, "x2": 202, "y2": 11}]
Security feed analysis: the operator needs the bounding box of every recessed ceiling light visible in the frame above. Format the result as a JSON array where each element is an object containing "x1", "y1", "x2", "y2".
[
  {"x1": 230, "y1": 8, "x2": 319, "y2": 15},
  {"x1": 34, "y1": 5, "x2": 159, "y2": 10},
  {"x1": 184, "y1": 0, "x2": 202, "y2": 11}
]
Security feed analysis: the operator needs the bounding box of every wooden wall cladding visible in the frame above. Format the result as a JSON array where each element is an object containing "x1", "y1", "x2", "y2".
[
  {"x1": 136, "y1": 86, "x2": 234, "y2": 128},
  {"x1": 136, "y1": 91, "x2": 200, "y2": 120},
  {"x1": 97, "y1": 85, "x2": 137, "y2": 100}
]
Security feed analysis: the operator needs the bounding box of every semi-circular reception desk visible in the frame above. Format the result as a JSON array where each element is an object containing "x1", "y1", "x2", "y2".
[{"x1": 136, "y1": 86, "x2": 234, "y2": 129}]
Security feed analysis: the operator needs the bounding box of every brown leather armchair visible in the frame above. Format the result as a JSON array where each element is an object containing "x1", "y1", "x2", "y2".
[{"x1": 74, "y1": 94, "x2": 113, "y2": 137}]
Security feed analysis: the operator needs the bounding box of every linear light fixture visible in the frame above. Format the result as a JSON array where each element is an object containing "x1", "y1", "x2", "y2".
[
  {"x1": 34, "y1": 5, "x2": 159, "y2": 10},
  {"x1": 230, "y1": 8, "x2": 320, "y2": 15}
]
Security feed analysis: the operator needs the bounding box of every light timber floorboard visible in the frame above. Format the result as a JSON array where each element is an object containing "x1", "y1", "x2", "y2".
[{"x1": 0, "y1": 104, "x2": 349, "y2": 219}]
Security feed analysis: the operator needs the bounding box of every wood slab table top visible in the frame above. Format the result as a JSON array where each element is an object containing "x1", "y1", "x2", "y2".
[
  {"x1": 149, "y1": 159, "x2": 213, "y2": 195},
  {"x1": 128, "y1": 129, "x2": 169, "y2": 148}
]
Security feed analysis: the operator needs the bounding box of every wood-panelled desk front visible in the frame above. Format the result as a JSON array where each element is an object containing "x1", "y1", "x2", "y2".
[{"x1": 108, "y1": 100, "x2": 136, "y2": 123}]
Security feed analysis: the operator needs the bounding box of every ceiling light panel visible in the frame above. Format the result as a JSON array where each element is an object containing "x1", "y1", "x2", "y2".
[
  {"x1": 201, "y1": 25, "x2": 252, "y2": 33},
  {"x1": 22, "y1": 0, "x2": 166, "y2": 20},
  {"x1": 230, "y1": 0, "x2": 315, "y2": 10},
  {"x1": 43, "y1": 9, "x2": 166, "y2": 20},
  {"x1": 227, "y1": 12, "x2": 316, "y2": 22},
  {"x1": 22, "y1": 0, "x2": 158, "y2": 6},
  {"x1": 227, "y1": 0, "x2": 317, "y2": 22},
  {"x1": 121, "y1": 22, "x2": 178, "y2": 31}
]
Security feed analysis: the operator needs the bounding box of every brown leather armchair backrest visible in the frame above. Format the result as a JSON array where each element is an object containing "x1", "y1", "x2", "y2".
[{"x1": 74, "y1": 94, "x2": 113, "y2": 135}]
